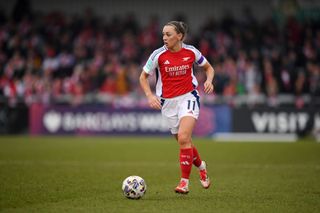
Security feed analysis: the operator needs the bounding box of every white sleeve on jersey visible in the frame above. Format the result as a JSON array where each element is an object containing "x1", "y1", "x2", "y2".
[
  {"x1": 142, "y1": 55, "x2": 156, "y2": 75},
  {"x1": 193, "y1": 47, "x2": 207, "y2": 67},
  {"x1": 184, "y1": 44, "x2": 207, "y2": 67},
  {"x1": 143, "y1": 47, "x2": 165, "y2": 75}
]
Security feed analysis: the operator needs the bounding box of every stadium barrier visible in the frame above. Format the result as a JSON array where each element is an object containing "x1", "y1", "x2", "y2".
[
  {"x1": 27, "y1": 103, "x2": 319, "y2": 142},
  {"x1": 0, "y1": 101, "x2": 318, "y2": 142},
  {"x1": 232, "y1": 106, "x2": 318, "y2": 134},
  {"x1": 214, "y1": 106, "x2": 319, "y2": 142},
  {"x1": 29, "y1": 104, "x2": 230, "y2": 136},
  {"x1": 0, "y1": 103, "x2": 28, "y2": 134}
]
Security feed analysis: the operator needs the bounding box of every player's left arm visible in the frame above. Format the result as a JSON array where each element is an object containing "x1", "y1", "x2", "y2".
[{"x1": 202, "y1": 62, "x2": 214, "y2": 94}]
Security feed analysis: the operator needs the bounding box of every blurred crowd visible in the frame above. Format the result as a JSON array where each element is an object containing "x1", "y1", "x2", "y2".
[{"x1": 0, "y1": 4, "x2": 320, "y2": 107}]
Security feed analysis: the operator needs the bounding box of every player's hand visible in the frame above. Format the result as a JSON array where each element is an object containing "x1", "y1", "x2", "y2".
[
  {"x1": 204, "y1": 80, "x2": 214, "y2": 94},
  {"x1": 147, "y1": 94, "x2": 162, "y2": 110}
]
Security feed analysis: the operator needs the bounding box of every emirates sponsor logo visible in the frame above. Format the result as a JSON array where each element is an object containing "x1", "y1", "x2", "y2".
[{"x1": 165, "y1": 64, "x2": 190, "y2": 72}]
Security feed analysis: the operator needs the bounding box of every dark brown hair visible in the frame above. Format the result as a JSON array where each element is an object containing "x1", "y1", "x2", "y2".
[{"x1": 165, "y1": 21, "x2": 188, "y2": 41}]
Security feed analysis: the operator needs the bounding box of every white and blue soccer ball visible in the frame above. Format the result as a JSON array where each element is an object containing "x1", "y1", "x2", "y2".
[{"x1": 122, "y1": 175, "x2": 147, "y2": 199}]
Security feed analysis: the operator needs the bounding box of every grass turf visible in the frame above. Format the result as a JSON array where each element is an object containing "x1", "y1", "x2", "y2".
[{"x1": 0, "y1": 136, "x2": 319, "y2": 213}]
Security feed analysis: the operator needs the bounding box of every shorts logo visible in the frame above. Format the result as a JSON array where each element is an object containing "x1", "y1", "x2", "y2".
[
  {"x1": 164, "y1": 60, "x2": 170, "y2": 64},
  {"x1": 187, "y1": 110, "x2": 194, "y2": 114}
]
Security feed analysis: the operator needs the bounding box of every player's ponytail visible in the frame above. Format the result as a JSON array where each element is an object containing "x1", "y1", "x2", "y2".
[{"x1": 166, "y1": 21, "x2": 188, "y2": 41}]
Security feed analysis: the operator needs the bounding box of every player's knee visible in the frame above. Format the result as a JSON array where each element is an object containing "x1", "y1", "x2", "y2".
[{"x1": 178, "y1": 132, "x2": 191, "y2": 147}]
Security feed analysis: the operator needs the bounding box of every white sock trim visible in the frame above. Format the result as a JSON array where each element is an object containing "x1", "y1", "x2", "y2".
[
  {"x1": 181, "y1": 178, "x2": 189, "y2": 185},
  {"x1": 198, "y1": 161, "x2": 206, "y2": 170}
]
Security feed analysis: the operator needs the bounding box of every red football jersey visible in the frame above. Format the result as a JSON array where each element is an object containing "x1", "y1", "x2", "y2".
[{"x1": 143, "y1": 43, "x2": 207, "y2": 98}]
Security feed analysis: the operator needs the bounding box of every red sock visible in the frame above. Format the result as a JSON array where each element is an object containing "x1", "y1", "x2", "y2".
[
  {"x1": 180, "y1": 148, "x2": 193, "y2": 179},
  {"x1": 192, "y1": 146, "x2": 202, "y2": 167}
]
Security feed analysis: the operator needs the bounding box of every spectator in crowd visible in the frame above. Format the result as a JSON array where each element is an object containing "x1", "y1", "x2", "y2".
[{"x1": 0, "y1": 6, "x2": 319, "y2": 107}]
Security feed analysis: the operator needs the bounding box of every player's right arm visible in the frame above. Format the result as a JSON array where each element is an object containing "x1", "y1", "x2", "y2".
[{"x1": 139, "y1": 71, "x2": 162, "y2": 110}]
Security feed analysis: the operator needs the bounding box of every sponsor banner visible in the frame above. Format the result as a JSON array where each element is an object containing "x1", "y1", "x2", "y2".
[
  {"x1": 31, "y1": 105, "x2": 169, "y2": 135},
  {"x1": 194, "y1": 105, "x2": 231, "y2": 136},
  {"x1": 232, "y1": 107, "x2": 320, "y2": 134},
  {"x1": 29, "y1": 104, "x2": 231, "y2": 136}
]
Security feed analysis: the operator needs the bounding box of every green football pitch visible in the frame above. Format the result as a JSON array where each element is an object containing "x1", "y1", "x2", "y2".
[{"x1": 0, "y1": 136, "x2": 319, "y2": 213}]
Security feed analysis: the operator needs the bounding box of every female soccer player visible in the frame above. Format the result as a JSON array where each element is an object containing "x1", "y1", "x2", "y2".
[{"x1": 139, "y1": 21, "x2": 214, "y2": 194}]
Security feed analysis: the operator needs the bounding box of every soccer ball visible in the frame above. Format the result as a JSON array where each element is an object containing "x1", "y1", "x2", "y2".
[{"x1": 122, "y1": 175, "x2": 147, "y2": 199}]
